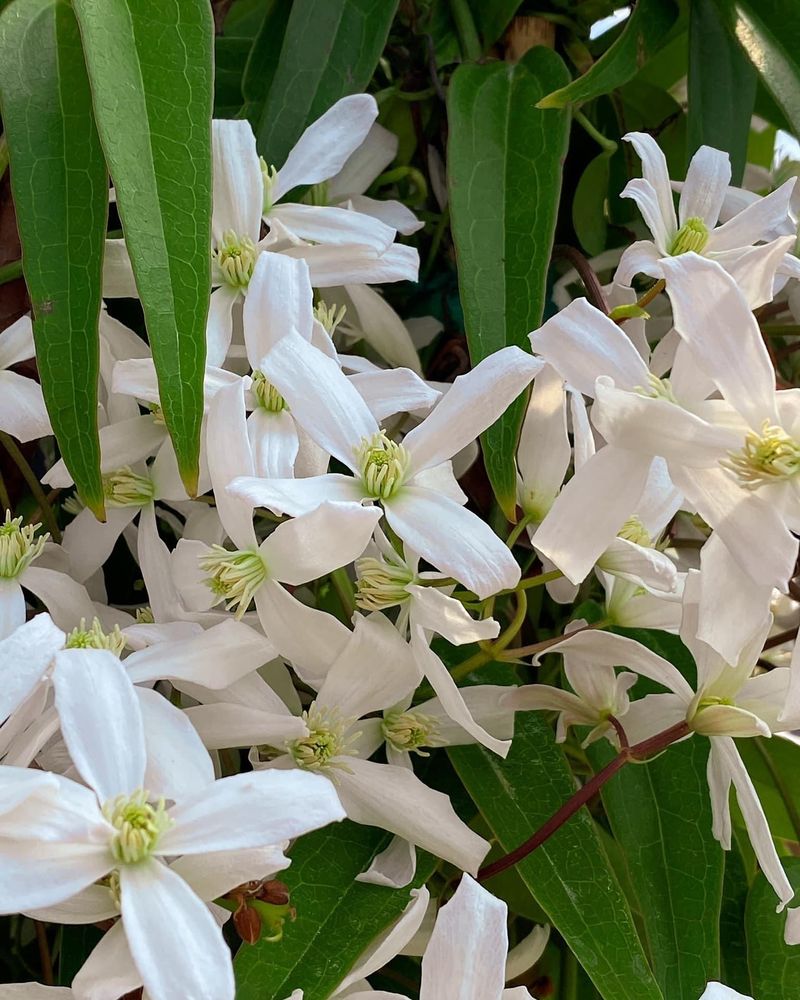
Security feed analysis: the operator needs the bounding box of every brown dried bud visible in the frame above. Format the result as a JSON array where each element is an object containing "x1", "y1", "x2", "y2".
[
  {"x1": 257, "y1": 879, "x2": 290, "y2": 906},
  {"x1": 233, "y1": 902, "x2": 262, "y2": 945}
]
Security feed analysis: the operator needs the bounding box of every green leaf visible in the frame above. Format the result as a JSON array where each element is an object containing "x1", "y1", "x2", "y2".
[
  {"x1": 746, "y1": 856, "x2": 800, "y2": 997},
  {"x1": 573, "y1": 151, "x2": 611, "y2": 257},
  {"x1": 240, "y1": 0, "x2": 292, "y2": 124},
  {"x1": 447, "y1": 47, "x2": 570, "y2": 519},
  {"x1": 234, "y1": 821, "x2": 435, "y2": 1000},
  {"x1": 71, "y1": 0, "x2": 213, "y2": 495},
  {"x1": 470, "y1": 0, "x2": 521, "y2": 49},
  {"x1": 711, "y1": 0, "x2": 800, "y2": 139},
  {"x1": 0, "y1": 0, "x2": 107, "y2": 516},
  {"x1": 538, "y1": 0, "x2": 680, "y2": 109},
  {"x1": 251, "y1": 0, "x2": 399, "y2": 166},
  {"x1": 449, "y1": 714, "x2": 663, "y2": 1000},
  {"x1": 688, "y1": 0, "x2": 756, "y2": 185},
  {"x1": 720, "y1": 846, "x2": 752, "y2": 994}
]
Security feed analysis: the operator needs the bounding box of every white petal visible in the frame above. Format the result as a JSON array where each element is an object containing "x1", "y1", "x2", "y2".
[
  {"x1": 44, "y1": 415, "x2": 165, "y2": 487},
  {"x1": 53, "y1": 648, "x2": 146, "y2": 799},
  {"x1": 261, "y1": 502, "x2": 380, "y2": 585},
  {"x1": 529, "y1": 300, "x2": 649, "y2": 396},
  {"x1": 268, "y1": 203, "x2": 395, "y2": 252},
  {"x1": 707, "y1": 178, "x2": 797, "y2": 251},
  {"x1": 623, "y1": 132, "x2": 677, "y2": 240},
  {"x1": 385, "y1": 488, "x2": 521, "y2": 599},
  {"x1": 60, "y1": 506, "x2": 138, "y2": 583},
  {"x1": 243, "y1": 253, "x2": 314, "y2": 367},
  {"x1": 0, "y1": 371, "x2": 51, "y2": 441},
  {"x1": 170, "y1": 845, "x2": 290, "y2": 903},
  {"x1": 0, "y1": 314, "x2": 34, "y2": 368},
  {"x1": 136, "y1": 687, "x2": 215, "y2": 800},
  {"x1": 533, "y1": 446, "x2": 652, "y2": 585},
  {"x1": 336, "y1": 759, "x2": 488, "y2": 874},
  {"x1": 316, "y1": 614, "x2": 421, "y2": 718},
  {"x1": 264, "y1": 334, "x2": 376, "y2": 471},
  {"x1": 72, "y1": 920, "x2": 143, "y2": 1000},
  {"x1": 699, "y1": 983, "x2": 754, "y2": 1000},
  {"x1": 0, "y1": 579, "x2": 24, "y2": 641},
  {"x1": 350, "y1": 368, "x2": 441, "y2": 421},
  {"x1": 343, "y1": 283, "x2": 422, "y2": 373},
  {"x1": 207, "y1": 378, "x2": 257, "y2": 550},
  {"x1": 356, "y1": 835, "x2": 418, "y2": 889},
  {"x1": 25, "y1": 882, "x2": 118, "y2": 924},
  {"x1": 102, "y1": 239, "x2": 138, "y2": 298},
  {"x1": 407, "y1": 585, "x2": 499, "y2": 645},
  {"x1": 284, "y1": 242, "x2": 419, "y2": 286},
  {"x1": 120, "y1": 859, "x2": 235, "y2": 1000},
  {"x1": 0, "y1": 613, "x2": 63, "y2": 723},
  {"x1": 111, "y1": 356, "x2": 160, "y2": 403},
  {"x1": 597, "y1": 537, "x2": 677, "y2": 593},
  {"x1": 517, "y1": 364, "x2": 571, "y2": 506},
  {"x1": 710, "y1": 235, "x2": 798, "y2": 310},
  {"x1": 248, "y1": 408, "x2": 300, "y2": 479},
  {"x1": 678, "y1": 146, "x2": 731, "y2": 226},
  {"x1": 620, "y1": 178, "x2": 674, "y2": 253},
  {"x1": 273, "y1": 94, "x2": 378, "y2": 201},
  {"x1": 158, "y1": 769, "x2": 344, "y2": 854},
  {"x1": 206, "y1": 283, "x2": 240, "y2": 368},
  {"x1": 328, "y1": 122, "x2": 398, "y2": 198},
  {"x1": 615, "y1": 239, "x2": 664, "y2": 285},
  {"x1": 403, "y1": 347, "x2": 542, "y2": 475},
  {"x1": 212, "y1": 119, "x2": 262, "y2": 244},
  {"x1": 660, "y1": 254, "x2": 777, "y2": 427},
  {"x1": 185, "y1": 702, "x2": 305, "y2": 750},
  {"x1": 345, "y1": 194, "x2": 424, "y2": 235},
  {"x1": 229, "y1": 473, "x2": 364, "y2": 517},
  {"x1": 420, "y1": 874, "x2": 507, "y2": 1000}
]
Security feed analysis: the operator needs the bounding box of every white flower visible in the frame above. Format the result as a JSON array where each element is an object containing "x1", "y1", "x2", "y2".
[
  {"x1": 0, "y1": 653, "x2": 344, "y2": 1000},
  {"x1": 0, "y1": 315, "x2": 52, "y2": 442},
  {"x1": 699, "y1": 985, "x2": 754, "y2": 1000},
  {"x1": 228, "y1": 331, "x2": 541, "y2": 598},
  {"x1": 617, "y1": 132, "x2": 799, "y2": 307}
]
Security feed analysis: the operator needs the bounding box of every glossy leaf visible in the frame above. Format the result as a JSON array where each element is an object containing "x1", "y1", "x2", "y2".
[
  {"x1": 71, "y1": 0, "x2": 213, "y2": 495},
  {"x1": 710, "y1": 0, "x2": 800, "y2": 138},
  {"x1": 471, "y1": 0, "x2": 521, "y2": 49},
  {"x1": 0, "y1": 0, "x2": 107, "y2": 515},
  {"x1": 720, "y1": 847, "x2": 752, "y2": 995},
  {"x1": 449, "y1": 714, "x2": 663, "y2": 1000},
  {"x1": 688, "y1": 0, "x2": 755, "y2": 185},
  {"x1": 234, "y1": 820, "x2": 435, "y2": 1000},
  {"x1": 448, "y1": 47, "x2": 570, "y2": 519},
  {"x1": 240, "y1": 0, "x2": 292, "y2": 124},
  {"x1": 251, "y1": 0, "x2": 398, "y2": 166},
  {"x1": 573, "y1": 151, "x2": 611, "y2": 256},
  {"x1": 538, "y1": 0, "x2": 680, "y2": 109},
  {"x1": 746, "y1": 856, "x2": 800, "y2": 997},
  {"x1": 587, "y1": 629, "x2": 724, "y2": 1000}
]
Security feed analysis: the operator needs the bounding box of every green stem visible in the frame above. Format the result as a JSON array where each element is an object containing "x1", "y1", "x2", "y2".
[
  {"x1": 761, "y1": 323, "x2": 800, "y2": 337},
  {"x1": 574, "y1": 110, "x2": 617, "y2": 155},
  {"x1": 0, "y1": 432, "x2": 61, "y2": 542},
  {"x1": 0, "y1": 466, "x2": 10, "y2": 512},
  {"x1": 506, "y1": 511, "x2": 535, "y2": 549},
  {"x1": 449, "y1": 0, "x2": 481, "y2": 61},
  {"x1": 422, "y1": 206, "x2": 450, "y2": 281},
  {"x1": 0, "y1": 135, "x2": 8, "y2": 182},
  {"x1": 330, "y1": 567, "x2": 356, "y2": 621},
  {"x1": 448, "y1": 591, "x2": 529, "y2": 685},
  {"x1": 0, "y1": 258, "x2": 23, "y2": 286}
]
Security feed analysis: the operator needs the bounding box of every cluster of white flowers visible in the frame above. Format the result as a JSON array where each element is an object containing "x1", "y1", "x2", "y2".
[{"x1": 0, "y1": 97, "x2": 795, "y2": 999}]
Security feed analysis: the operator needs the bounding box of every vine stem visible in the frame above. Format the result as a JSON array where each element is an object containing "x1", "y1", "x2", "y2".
[
  {"x1": 477, "y1": 719, "x2": 692, "y2": 881},
  {"x1": 552, "y1": 245, "x2": 609, "y2": 315},
  {"x1": 0, "y1": 432, "x2": 61, "y2": 542},
  {"x1": 497, "y1": 618, "x2": 612, "y2": 662}
]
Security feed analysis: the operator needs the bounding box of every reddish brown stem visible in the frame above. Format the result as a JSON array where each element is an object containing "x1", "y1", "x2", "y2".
[
  {"x1": 478, "y1": 720, "x2": 691, "y2": 882},
  {"x1": 552, "y1": 245, "x2": 609, "y2": 315}
]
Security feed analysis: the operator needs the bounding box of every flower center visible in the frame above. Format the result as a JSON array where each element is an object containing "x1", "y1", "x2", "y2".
[
  {"x1": 199, "y1": 546, "x2": 267, "y2": 617},
  {"x1": 617, "y1": 515, "x2": 652, "y2": 547},
  {"x1": 314, "y1": 300, "x2": 347, "y2": 336},
  {"x1": 65, "y1": 617, "x2": 127, "y2": 656},
  {"x1": 103, "y1": 789, "x2": 172, "y2": 864},
  {"x1": 356, "y1": 431, "x2": 410, "y2": 500},
  {"x1": 0, "y1": 512, "x2": 47, "y2": 579},
  {"x1": 720, "y1": 420, "x2": 800, "y2": 490},
  {"x1": 102, "y1": 467, "x2": 155, "y2": 508},
  {"x1": 355, "y1": 556, "x2": 415, "y2": 611},
  {"x1": 215, "y1": 229, "x2": 257, "y2": 288},
  {"x1": 635, "y1": 372, "x2": 679, "y2": 405},
  {"x1": 382, "y1": 710, "x2": 439, "y2": 756},
  {"x1": 135, "y1": 606, "x2": 155, "y2": 624},
  {"x1": 289, "y1": 703, "x2": 360, "y2": 773},
  {"x1": 251, "y1": 371, "x2": 287, "y2": 413},
  {"x1": 260, "y1": 158, "x2": 279, "y2": 214},
  {"x1": 669, "y1": 216, "x2": 709, "y2": 256}
]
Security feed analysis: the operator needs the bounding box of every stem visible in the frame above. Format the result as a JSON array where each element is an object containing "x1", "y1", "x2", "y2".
[
  {"x1": 574, "y1": 110, "x2": 617, "y2": 155},
  {"x1": 761, "y1": 323, "x2": 800, "y2": 337},
  {"x1": 330, "y1": 567, "x2": 355, "y2": 621},
  {"x1": 447, "y1": 591, "x2": 529, "y2": 686},
  {"x1": 34, "y1": 921, "x2": 54, "y2": 986},
  {"x1": 478, "y1": 720, "x2": 691, "y2": 881},
  {"x1": 636, "y1": 278, "x2": 666, "y2": 311},
  {"x1": 506, "y1": 511, "x2": 535, "y2": 549},
  {"x1": 0, "y1": 465, "x2": 10, "y2": 512},
  {"x1": 754, "y1": 736, "x2": 800, "y2": 843},
  {"x1": 552, "y1": 245, "x2": 609, "y2": 314},
  {"x1": 449, "y1": 0, "x2": 481, "y2": 61},
  {"x1": 0, "y1": 135, "x2": 8, "y2": 182},
  {"x1": 0, "y1": 432, "x2": 61, "y2": 542},
  {"x1": 498, "y1": 619, "x2": 612, "y2": 661},
  {"x1": 0, "y1": 258, "x2": 23, "y2": 286},
  {"x1": 763, "y1": 626, "x2": 799, "y2": 651}
]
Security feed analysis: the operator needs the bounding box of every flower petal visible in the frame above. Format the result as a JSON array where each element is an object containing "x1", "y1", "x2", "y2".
[
  {"x1": 228, "y1": 473, "x2": 365, "y2": 517},
  {"x1": 268, "y1": 203, "x2": 395, "y2": 252},
  {"x1": 212, "y1": 119, "x2": 263, "y2": 244},
  {"x1": 207, "y1": 378, "x2": 257, "y2": 550},
  {"x1": 284, "y1": 241, "x2": 419, "y2": 286},
  {"x1": 135, "y1": 687, "x2": 215, "y2": 801},
  {"x1": 706, "y1": 178, "x2": 797, "y2": 251},
  {"x1": 343, "y1": 282, "x2": 422, "y2": 373},
  {"x1": 72, "y1": 919, "x2": 143, "y2": 1000},
  {"x1": 0, "y1": 613, "x2": 63, "y2": 723},
  {"x1": 243, "y1": 253, "x2": 314, "y2": 367},
  {"x1": 678, "y1": 145, "x2": 731, "y2": 227},
  {"x1": 0, "y1": 370, "x2": 52, "y2": 441},
  {"x1": 349, "y1": 367, "x2": 440, "y2": 421},
  {"x1": 623, "y1": 132, "x2": 677, "y2": 240},
  {"x1": 184, "y1": 703, "x2": 305, "y2": 750},
  {"x1": 517, "y1": 364, "x2": 571, "y2": 501},
  {"x1": 328, "y1": 122, "x2": 398, "y2": 199}
]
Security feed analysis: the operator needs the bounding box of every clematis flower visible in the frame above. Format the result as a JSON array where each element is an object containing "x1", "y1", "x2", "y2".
[
  {"x1": 186, "y1": 613, "x2": 490, "y2": 881},
  {"x1": 228, "y1": 331, "x2": 541, "y2": 598},
  {"x1": 0, "y1": 653, "x2": 345, "y2": 1000},
  {"x1": 699, "y1": 986, "x2": 754, "y2": 1000},
  {"x1": 0, "y1": 315, "x2": 51, "y2": 442},
  {"x1": 617, "y1": 132, "x2": 799, "y2": 307}
]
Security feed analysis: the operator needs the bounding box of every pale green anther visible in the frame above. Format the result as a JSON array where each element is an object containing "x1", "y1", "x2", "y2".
[
  {"x1": 635, "y1": 372, "x2": 679, "y2": 406},
  {"x1": 289, "y1": 704, "x2": 360, "y2": 773},
  {"x1": 0, "y1": 512, "x2": 47, "y2": 579},
  {"x1": 215, "y1": 229, "x2": 257, "y2": 288},
  {"x1": 617, "y1": 515, "x2": 652, "y2": 547},
  {"x1": 251, "y1": 370, "x2": 288, "y2": 413},
  {"x1": 199, "y1": 546, "x2": 267, "y2": 617},
  {"x1": 382, "y1": 709, "x2": 439, "y2": 756},
  {"x1": 608, "y1": 303, "x2": 651, "y2": 322},
  {"x1": 355, "y1": 556, "x2": 415, "y2": 612},
  {"x1": 103, "y1": 789, "x2": 172, "y2": 864},
  {"x1": 63, "y1": 494, "x2": 84, "y2": 516},
  {"x1": 102, "y1": 468, "x2": 155, "y2": 508},
  {"x1": 260, "y1": 157, "x2": 279, "y2": 213},
  {"x1": 135, "y1": 606, "x2": 155, "y2": 624},
  {"x1": 148, "y1": 403, "x2": 166, "y2": 426},
  {"x1": 305, "y1": 180, "x2": 330, "y2": 208},
  {"x1": 721, "y1": 420, "x2": 800, "y2": 490},
  {"x1": 356, "y1": 431, "x2": 410, "y2": 500},
  {"x1": 314, "y1": 300, "x2": 347, "y2": 336},
  {"x1": 669, "y1": 216, "x2": 709, "y2": 256},
  {"x1": 65, "y1": 617, "x2": 126, "y2": 656}
]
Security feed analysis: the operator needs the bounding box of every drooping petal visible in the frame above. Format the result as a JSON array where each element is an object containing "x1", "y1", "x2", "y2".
[
  {"x1": 420, "y1": 874, "x2": 507, "y2": 1000},
  {"x1": 272, "y1": 94, "x2": 378, "y2": 202},
  {"x1": 597, "y1": 537, "x2": 678, "y2": 594},
  {"x1": 158, "y1": 769, "x2": 344, "y2": 855},
  {"x1": 345, "y1": 194, "x2": 424, "y2": 235},
  {"x1": 260, "y1": 501, "x2": 380, "y2": 585},
  {"x1": 620, "y1": 179, "x2": 674, "y2": 254},
  {"x1": 712, "y1": 235, "x2": 799, "y2": 310},
  {"x1": 0, "y1": 579, "x2": 24, "y2": 641},
  {"x1": 284, "y1": 241, "x2": 420, "y2": 286},
  {"x1": 228, "y1": 473, "x2": 365, "y2": 517},
  {"x1": 120, "y1": 858, "x2": 236, "y2": 1000},
  {"x1": 0, "y1": 370, "x2": 52, "y2": 441},
  {"x1": 25, "y1": 881, "x2": 118, "y2": 925},
  {"x1": 517, "y1": 364, "x2": 571, "y2": 502},
  {"x1": 384, "y1": 487, "x2": 521, "y2": 599},
  {"x1": 212, "y1": 118, "x2": 263, "y2": 244},
  {"x1": 403, "y1": 347, "x2": 542, "y2": 475},
  {"x1": 327, "y1": 122, "x2": 398, "y2": 199},
  {"x1": 678, "y1": 145, "x2": 731, "y2": 227},
  {"x1": 623, "y1": 132, "x2": 677, "y2": 241},
  {"x1": 0, "y1": 839, "x2": 112, "y2": 916},
  {"x1": 615, "y1": 239, "x2": 665, "y2": 285},
  {"x1": 184, "y1": 702, "x2": 305, "y2": 750},
  {"x1": 53, "y1": 649, "x2": 147, "y2": 800},
  {"x1": 406, "y1": 584, "x2": 499, "y2": 645},
  {"x1": 268, "y1": 203, "x2": 395, "y2": 252},
  {"x1": 60, "y1": 506, "x2": 139, "y2": 584},
  {"x1": 206, "y1": 283, "x2": 240, "y2": 368},
  {"x1": 356, "y1": 834, "x2": 418, "y2": 889},
  {"x1": 247, "y1": 408, "x2": 300, "y2": 479},
  {"x1": 343, "y1": 282, "x2": 422, "y2": 373},
  {"x1": 0, "y1": 613, "x2": 63, "y2": 723},
  {"x1": 243, "y1": 253, "x2": 314, "y2": 366},
  {"x1": 207, "y1": 378, "x2": 258, "y2": 550},
  {"x1": 71, "y1": 919, "x2": 143, "y2": 1000}
]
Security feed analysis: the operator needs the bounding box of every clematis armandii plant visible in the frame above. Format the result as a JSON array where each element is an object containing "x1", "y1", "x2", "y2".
[
  {"x1": 0, "y1": 651, "x2": 345, "y2": 1000},
  {"x1": 228, "y1": 329, "x2": 542, "y2": 598},
  {"x1": 617, "y1": 131, "x2": 799, "y2": 307}
]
